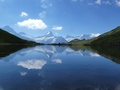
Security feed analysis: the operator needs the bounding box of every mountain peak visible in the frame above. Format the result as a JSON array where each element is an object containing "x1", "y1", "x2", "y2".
[
  {"x1": 3, "y1": 25, "x2": 10, "y2": 28},
  {"x1": 19, "y1": 32, "x2": 26, "y2": 35},
  {"x1": 3, "y1": 25, "x2": 13, "y2": 30},
  {"x1": 45, "y1": 31, "x2": 54, "y2": 37},
  {"x1": 2, "y1": 25, "x2": 18, "y2": 35}
]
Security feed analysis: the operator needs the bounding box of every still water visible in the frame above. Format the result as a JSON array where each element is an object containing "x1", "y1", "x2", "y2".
[{"x1": 0, "y1": 45, "x2": 120, "y2": 90}]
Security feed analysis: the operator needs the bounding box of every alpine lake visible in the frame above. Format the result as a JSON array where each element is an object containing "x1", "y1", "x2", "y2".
[{"x1": 0, "y1": 45, "x2": 120, "y2": 90}]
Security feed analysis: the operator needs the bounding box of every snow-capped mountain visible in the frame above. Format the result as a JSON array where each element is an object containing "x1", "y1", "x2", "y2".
[
  {"x1": 65, "y1": 35, "x2": 76, "y2": 42},
  {"x1": 35, "y1": 31, "x2": 67, "y2": 44},
  {"x1": 45, "y1": 31, "x2": 54, "y2": 37},
  {"x1": 1, "y1": 25, "x2": 100, "y2": 43},
  {"x1": 1, "y1": 25, "x2": 34, "y2": 41},
  {"x1": 2, "y1": 25, "x2": 20, "y2": 37},
  {"x1": 19, "y1": 32, "x2": 35, "y2": 41},
  {"x1": 80, "y1": 33, "x2": 100, "y2": 40},
  {"x1": 65, "y1": 33, "x2": 100, "y2": 42},
  {"x1": 1, "y1": 26, "x2": 67, "y2": 44}
]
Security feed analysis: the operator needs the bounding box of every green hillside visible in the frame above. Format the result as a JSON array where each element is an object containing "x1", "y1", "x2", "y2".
[
  {"x1": 0, "y1": 28, "x2": 36, "y2": 45},
  {"x1": 90, "y1": 26, "x2": 120, "y2": 46},
  {"x1": 69, "y1": 38, "x2": 93, "y2": 45},
  {"x1": 69, "y1": 26, "x2": 120, "y2": 46}
]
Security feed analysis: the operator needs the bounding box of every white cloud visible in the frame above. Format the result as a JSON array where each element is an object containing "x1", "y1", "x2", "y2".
[
  {"x1": 17, "y1": 19, "x2": 47, "y2": 30},
  {"x1": 17, "y1": 59, "x2": 47, "y2": 70},
  {"x1": 39, "y1": 11, "x2": 46, "y2": 18},
  {"x1": 115, "y1": 0, "x2": 120, "y2": 7},
  {"x1": 52, "y1": 26, "x2": 63, "y2": 30},
  {"x1": 95, "y1": 0, "x2": 101, "y2": 5},
  {"x1": 20, "y1": 12, "x2": 28, "y2": 17},
  {"x1": 52, "y1": 59, "x2": 62, "y2": 64}
]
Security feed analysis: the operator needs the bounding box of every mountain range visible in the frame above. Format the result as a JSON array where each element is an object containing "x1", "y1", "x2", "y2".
[
  {"x1": 69, "y1": 26, "x2": 120, "y2": 46},
  {"x1": 1, "y1": 25, "x2": 100, "y2": 44},
  {"x1": 0, "y1": 28, "x2": 36, "y2": 45},
  {"x1": 65, "y1": 33, "x2": 100, "y2": 42}
]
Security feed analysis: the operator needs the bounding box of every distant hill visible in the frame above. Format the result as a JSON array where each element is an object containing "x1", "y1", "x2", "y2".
[
  {"x1": 90, "y1": 26, "x2": 120, "y2": 46},
  {"x1": 69, "y1": 26, "x2": 120, "y2": 46},
  {"x1": 2, "y1": 25, "x2": 34, "y2": 41},
  {"x1": 69, "y1": 39, "x2": 85, "y2": 43},
  {"x1": 0, "y1": 28, "x2": 37, "y2": 45}
]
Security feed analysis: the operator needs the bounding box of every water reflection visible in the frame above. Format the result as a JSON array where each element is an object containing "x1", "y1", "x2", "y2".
[
  {"x1": 20, "y1": 72, "x2": 27, "y2": 76},
  {"x1": 52, "y1": 59, "x2": 62, "y2": 64},
  {"x1": 0, "y1": 45, "x2": 28, "y2": 59},
  {"x1": 0, "y1": 87, "x2": 4, "y2": 90},
  {"x1": 91, "y1": 46, "x2": 120, "y2": 64},
  {"x1": 17, "y1": 59, "x2": 47, "y2": 70},
  {"x1": 0, "y1": 45, "x2": 100, "y2": 62},
  {"x1": 0, "y1": 45, "x2": 120, "y2": 90}
]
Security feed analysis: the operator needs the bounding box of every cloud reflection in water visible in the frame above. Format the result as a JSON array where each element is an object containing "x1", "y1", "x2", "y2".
[
  {"x1": 17, "y1": 59, "x2": 46, "y2": 70},
  {"x1": 20, "y1": 72, "x2": 27, "y2": 76},
  {"x1": 52, "y1": 59, "x2": 62, "y2": 64}
]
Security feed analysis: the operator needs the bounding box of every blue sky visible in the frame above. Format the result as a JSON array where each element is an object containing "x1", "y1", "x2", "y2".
[{"x1": 1, "y1": 0, "x2": 120, "y2": 37}]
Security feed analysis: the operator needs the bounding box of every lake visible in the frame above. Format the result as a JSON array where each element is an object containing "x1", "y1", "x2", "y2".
[{"x1": 0, "y1": 45, "x2": 120, "y2": 90}]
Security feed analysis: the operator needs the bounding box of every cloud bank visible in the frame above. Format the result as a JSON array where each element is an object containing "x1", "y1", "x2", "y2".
[
  {"x1": 17, "y1": 19, "x2": 47, "y2": 30},
  {"x1": 52, "y1": 26, "x2": 63, "y2": 30}
]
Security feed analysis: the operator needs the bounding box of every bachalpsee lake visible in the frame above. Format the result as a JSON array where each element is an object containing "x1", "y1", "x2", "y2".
[{"x1": 0, "y1": 45, "x2": 120, "y2": 90}]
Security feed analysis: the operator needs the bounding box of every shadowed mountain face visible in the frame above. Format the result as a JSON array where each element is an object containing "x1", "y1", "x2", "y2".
[
  {"x1": 2, "y1": 25, "x2": 18, "y2": 35},
  {"x1": 2, "y1": 26, "x2": 35, "y2": 41},
  {"x1": 0, "y1": 28, "x2": 37, "y2": 45},
  {"x1": 0, "y1": 28, "x2": 26, "y2": 43}
]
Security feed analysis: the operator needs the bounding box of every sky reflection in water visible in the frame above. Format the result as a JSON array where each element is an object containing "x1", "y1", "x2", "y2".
[{"x1": 0, "y1": 45, "x2": 120, "y2": 90}]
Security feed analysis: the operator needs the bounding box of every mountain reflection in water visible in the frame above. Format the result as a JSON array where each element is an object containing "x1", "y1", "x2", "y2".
[{"x1": 0, "y1": 45, "x2": 120, "y2": 90}]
